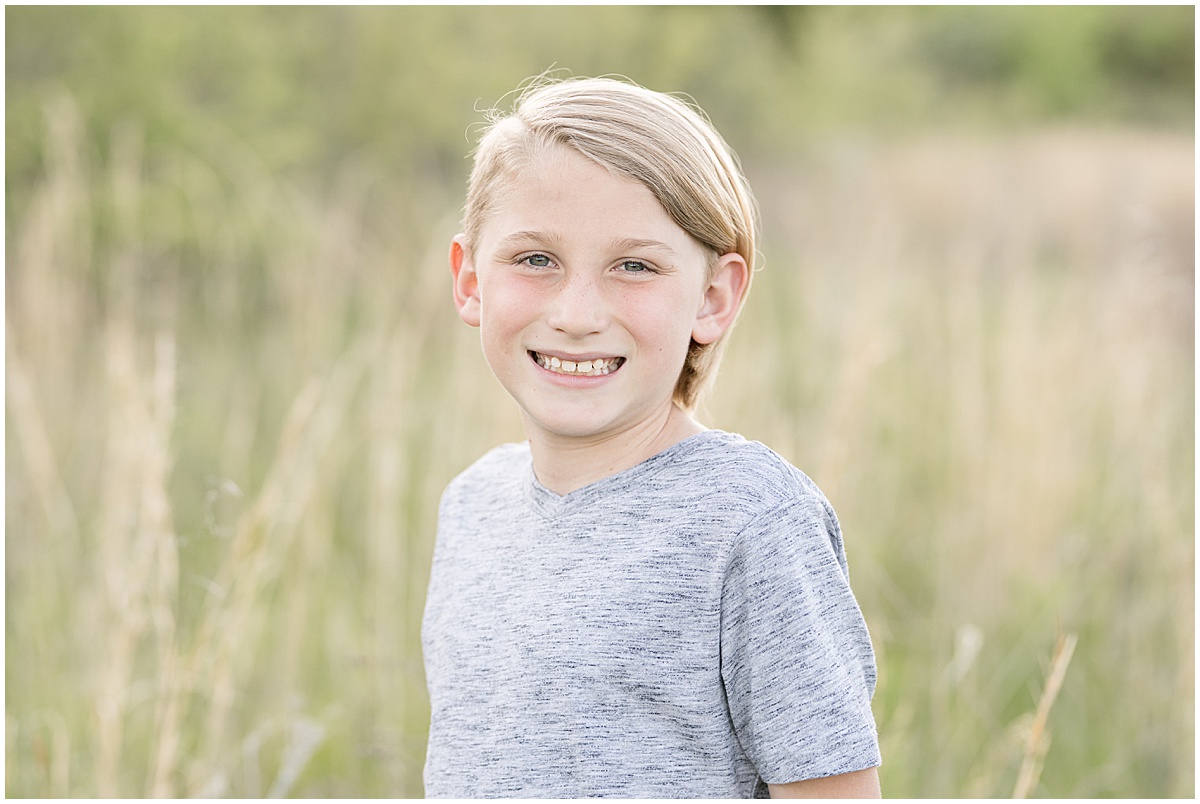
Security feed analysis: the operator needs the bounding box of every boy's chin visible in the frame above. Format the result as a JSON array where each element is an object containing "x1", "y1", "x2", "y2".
[
  {"x1": 516, "y1": 403, "x2": 630, "y2": 442},
  {"x1": 520, "y1": 413, "x2": 616, "y2": 442},
  {"x1": 515, "y1": 396, "x2": 682, "y2": 445}
]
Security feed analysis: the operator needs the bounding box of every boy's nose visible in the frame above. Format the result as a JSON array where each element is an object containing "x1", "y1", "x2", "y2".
[{"x1": 546, "y1": 274, "x2": 608, "y2": 337}]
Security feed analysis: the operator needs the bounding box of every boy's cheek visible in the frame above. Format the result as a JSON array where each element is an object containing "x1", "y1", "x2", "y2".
[{"x1": 479, "y1": 281, "x2": 538, "y2": 326}]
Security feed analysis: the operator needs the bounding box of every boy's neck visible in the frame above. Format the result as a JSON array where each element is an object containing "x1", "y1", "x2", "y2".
[{"x1": 526, "y1": 405, "x2": 705, "y2": 496}]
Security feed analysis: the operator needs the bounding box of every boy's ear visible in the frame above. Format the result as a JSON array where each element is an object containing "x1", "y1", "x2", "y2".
[
  {"x1": 692, "y1": 252, "x2": 750, "y2": 345},
  {"x1": 450, "y1": 234, "x2": 481, "y2": 327}
]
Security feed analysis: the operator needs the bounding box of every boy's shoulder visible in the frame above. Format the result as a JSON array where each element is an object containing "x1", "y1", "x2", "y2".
[
  {"x1": 681, "y1": 430, "x2": 829, "y2": 512},
  {"x1": 691, "y1": 430, "x2": 848, "y2": 574},
  {"x1": 441, "y1": 441, "x2": 531, "y2": 502}
]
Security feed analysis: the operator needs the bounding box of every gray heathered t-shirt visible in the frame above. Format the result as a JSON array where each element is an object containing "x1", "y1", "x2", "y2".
[{"x1": 422, "y1": 429, "x2": 880, "y2": 798}]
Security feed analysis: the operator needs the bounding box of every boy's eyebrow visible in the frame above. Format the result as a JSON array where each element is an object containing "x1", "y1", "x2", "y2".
[
  {"x1": 608, "y1": 237, "x2": 679, "y2": 257},
  {"x1": 495, "y1": 230, "x2": 563, "y2": 250},
  {"x1": 493, "y1": 232, "x2": 680, "y2": 259}
]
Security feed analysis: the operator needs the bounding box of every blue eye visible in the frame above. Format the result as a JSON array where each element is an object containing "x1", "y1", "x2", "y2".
[
  {"x1": 522, "y1": 254, "x2": 552, "y2": 268},
  {"x1": 619, "y1": 260, "x2": 651, "y2": 273}
]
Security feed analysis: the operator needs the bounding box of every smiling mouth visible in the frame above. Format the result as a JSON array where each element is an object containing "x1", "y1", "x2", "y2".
[{"x1": 530, "y1": 351, "x2": 625, "y2": 377}]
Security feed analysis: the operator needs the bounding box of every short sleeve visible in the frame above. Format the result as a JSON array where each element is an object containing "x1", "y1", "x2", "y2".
[{"x1": 719, "y1": 492, "x2": 881, "y2": 785}]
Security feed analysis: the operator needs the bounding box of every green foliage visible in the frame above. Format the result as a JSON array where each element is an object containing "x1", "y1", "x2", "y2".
[
  {"x1": 914, "y1": 5, "x2": 1194, "y2": 121},
  {"x1": 7, "y1": 6, "x2": 1193, "y2": 194}
]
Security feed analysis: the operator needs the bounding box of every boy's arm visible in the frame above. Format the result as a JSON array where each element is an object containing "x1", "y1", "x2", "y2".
[{"x1": 768, "y1": 767, "x2": 881, "y2": 799}]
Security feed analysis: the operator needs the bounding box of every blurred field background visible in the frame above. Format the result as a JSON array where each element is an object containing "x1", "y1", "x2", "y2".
[{"x1": 5, "y1": 6, "x2": 1194, "y2": 798}]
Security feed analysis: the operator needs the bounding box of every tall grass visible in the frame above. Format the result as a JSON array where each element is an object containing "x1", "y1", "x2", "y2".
[{"x1": 6, "y1": 98, "x2": 1193, "y2": 797}]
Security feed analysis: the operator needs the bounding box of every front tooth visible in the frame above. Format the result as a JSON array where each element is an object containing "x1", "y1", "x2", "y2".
[
  {"x1": 576, "y1": 360, "x2": 593, "y2": 373},
  {"x1": 561, "y1": 360, "x2": 576, "y2": 372}
]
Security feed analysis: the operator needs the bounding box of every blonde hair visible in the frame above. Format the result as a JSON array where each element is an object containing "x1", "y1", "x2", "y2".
[{"x1": 462, "y1": 76, "x2": 759, "y2": 410}]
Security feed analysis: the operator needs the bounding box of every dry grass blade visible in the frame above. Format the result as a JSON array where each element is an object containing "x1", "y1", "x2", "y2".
[
  {"x1": 179, "y1": 338, "x2": 379, "y2": 794},
  {"x1": 1012, "y1": 632, "x2": 1079, "y2": 798},
  {"x1": 4, "y1": 325, "x2": 81, "y2": 543}
]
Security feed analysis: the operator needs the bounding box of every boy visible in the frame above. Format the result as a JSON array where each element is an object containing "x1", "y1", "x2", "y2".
[{"x1": 422, "y1": 77, "x2": 881, "y2": 798}]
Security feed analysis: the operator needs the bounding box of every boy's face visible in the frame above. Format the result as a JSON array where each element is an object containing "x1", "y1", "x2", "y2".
[{"x1": 451, "y1": 144, "x2": 745, "y2": 445}]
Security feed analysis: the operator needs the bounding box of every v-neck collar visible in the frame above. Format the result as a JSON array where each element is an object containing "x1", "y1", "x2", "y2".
[{"x1": 522, "y1": 430, "x2": 725, "y2": 519}]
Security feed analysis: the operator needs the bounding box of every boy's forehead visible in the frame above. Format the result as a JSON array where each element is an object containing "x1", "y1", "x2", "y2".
[
  {"x1": 512, "y1": 144, "x2": 633, "y2": 195},
  {"x1": 481, "y1": 149, "x2": 673, "y2": 236}
]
